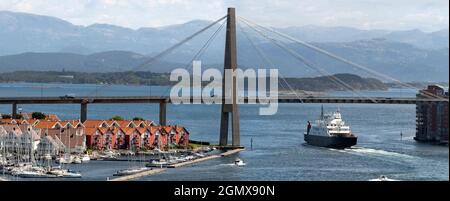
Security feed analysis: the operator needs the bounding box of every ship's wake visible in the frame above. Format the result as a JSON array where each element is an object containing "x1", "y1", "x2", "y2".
[{"x1": 333, "y1": 147, "x2": 416, "y2": 160}]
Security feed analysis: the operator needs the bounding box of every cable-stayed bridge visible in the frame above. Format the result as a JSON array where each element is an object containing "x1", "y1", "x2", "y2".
[{"x1": 0, "y1": 8, "x2": 448, "y2": 147}]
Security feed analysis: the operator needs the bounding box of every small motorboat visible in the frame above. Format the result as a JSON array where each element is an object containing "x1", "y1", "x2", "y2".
[
  {"x1": 234, "y1": 158, "x2": 246, "y2": 166},
  {"x1": 151, "y1": 158, "x2": 170, "y2": 165},
  {"x1": 194, "y1": 153, "x2": 205, "y2": 157},
  {"x1": 369, "y1": 175, "x2": 399, "y2": 181},
  {"x1": 56, "y1": 155, "x2": 73, "y2": 164},
  {"x1": 72, "y1": 156, "x2": 82, "y2": 164},
  {"x1": 81, "y1": 154, "x2": 90, "y2": 163}
]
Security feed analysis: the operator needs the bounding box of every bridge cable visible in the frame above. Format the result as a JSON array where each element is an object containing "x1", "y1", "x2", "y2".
[
  {"x1": 158, "y1": 19, "x2": 227, "y2": 99},
  {"x1": 239, "y1": 16, "x2": 445, "y2": 100},
  {"x1": 239, "y1": 17, "x2": 379, "y2": 103},
  {"x1": 87, "y1": 15, "x2": 227, "y2": 97},
  {"x1": 237, "y1": 20, "x2": 306, "y2": 103}
]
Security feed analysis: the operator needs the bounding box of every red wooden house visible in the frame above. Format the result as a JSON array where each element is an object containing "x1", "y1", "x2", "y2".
[
  {"x1": 162, "y1": 126, "x2": 179, "y2": 145},
  {"x1": 175, "y1": 126, "x2": 190, "y2": 146}
]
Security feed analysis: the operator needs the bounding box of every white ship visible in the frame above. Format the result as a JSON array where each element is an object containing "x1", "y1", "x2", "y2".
[{"x1": 304, "y1": 107, "x2": 357, "y2": 149}]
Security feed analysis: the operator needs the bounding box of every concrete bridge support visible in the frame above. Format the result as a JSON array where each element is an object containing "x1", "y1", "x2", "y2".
[
  {"x1": 80, "y1": 103, "x2": 87, "y2": 122},
  {"x1": 159, "y1": 101, "x2": 167, "y2": 126},
  {"x1": 12, "y1": 102, "x2": 17, "y2": 117}
]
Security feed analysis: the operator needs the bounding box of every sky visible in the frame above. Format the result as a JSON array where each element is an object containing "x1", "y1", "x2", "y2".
[{"x1": 0, "y1": 0, "x2": 448, "y2": 31}]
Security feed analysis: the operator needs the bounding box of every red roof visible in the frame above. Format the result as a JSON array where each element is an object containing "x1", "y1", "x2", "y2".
[
  {"x1": 35, "y1": 121, "x2": 61, "y2": 129},
  {"x1": 120, "y1": 127, "x2": 135, "y2": 135},
  {"x1": 83, "y1": 120, "x2": 107, "y2": 128}
]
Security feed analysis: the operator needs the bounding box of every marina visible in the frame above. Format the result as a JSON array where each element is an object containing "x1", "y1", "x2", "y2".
[{"x1": 0, "y1": 84, "x2": 448, "y2": 181}]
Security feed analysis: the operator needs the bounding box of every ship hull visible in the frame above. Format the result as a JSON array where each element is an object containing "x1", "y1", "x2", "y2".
[{"x1": 304, "y1": 134, "x2": 357, "y2": 149}]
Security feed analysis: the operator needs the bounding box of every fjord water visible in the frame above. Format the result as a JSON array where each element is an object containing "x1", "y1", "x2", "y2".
[{"x1": 0, "y1": 83, "x2": 448, "y2": 181}]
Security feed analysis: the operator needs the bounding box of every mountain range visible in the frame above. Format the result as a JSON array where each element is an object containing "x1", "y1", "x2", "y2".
[{"x1": 0, "y1": 10, "x2": 448, "y2": 82}]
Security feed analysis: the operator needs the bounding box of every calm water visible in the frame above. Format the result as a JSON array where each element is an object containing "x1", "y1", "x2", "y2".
[{"x1": 0, "y1": 83, "x2": 448, "y2": 181}]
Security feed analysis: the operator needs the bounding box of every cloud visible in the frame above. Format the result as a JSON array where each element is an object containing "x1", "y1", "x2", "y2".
[{"x1": 0, "y1": 0, "x2": 448, "y2": 31}]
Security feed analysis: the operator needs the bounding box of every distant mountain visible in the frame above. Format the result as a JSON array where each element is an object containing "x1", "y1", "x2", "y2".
[
  {"x1": 0, "y1": 70, "x2": 387, "y2": 92},
  {"x1": 283, "y1": 73, "x2": 388, "y2": 91},
  {"x1": 0, "y1": 10, "x2": 448, "y2": 82},
  {"x1": 0, "y1": 39, "x2": 448, "y2": 82},
  {"x1": 0, "y1": 51, "x2": 185, "y2": 73},
  {"x1": 384, "y1": 29, "x2": 449, "y2": 50},
  {"x1": 0, "y1": 10, "x2": 448, "y2": 56}
]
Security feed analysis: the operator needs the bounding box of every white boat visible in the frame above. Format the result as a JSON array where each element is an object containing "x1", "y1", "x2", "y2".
[
  {"x1": 113, "y1": 167, "x2": 151, "y2": 176},
  {"x1": 234, "y1": 158, "x2": 246, "y2": 166},
  {"x1": 81, "y1": 154, "x2": 90, "y2": 162},
  {"x1": 304, "y1": 107, "x2": 357, "y2": 149},
  {"x1": 184, "y1": 155, "x2": 196, "y2": 160},
  {"x1": 48, "y1": 167, "x2": 82, "y2": 178},
  {"x1": 61, "y1": 171, "x2": 82, "y2": 178},
  {"x1": 369, "y1": 175, "x2": 399, "y2": 181},
  {"x1": 11, "y1": 166, "x2": 56, "y2": 178},
  {"x1": 99, "y1": 151, "x2": 119, "y2": 160},
  {"x1": 56, "y1": 155, "x2": 73, "y2": 164},
  {"x1": 0, "y1": 156, "x2": 7, "y2": 166},
  {"x1": 72, "y1": 156, "x2": 82, "y2": 164},
  {"x1": 13, "y1": 170, "x2": 56, "y2": 178},
  {"x1": 151, "y1": 159, "x2": 169, "y2": 165},
  {"x1": 194, "y1": 153, "x2": 205, "y2": 157}
]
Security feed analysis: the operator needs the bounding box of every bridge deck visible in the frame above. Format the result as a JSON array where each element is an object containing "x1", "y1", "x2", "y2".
[{"x1": 0, "y1": 96, "x2": 446, "y2": 105}]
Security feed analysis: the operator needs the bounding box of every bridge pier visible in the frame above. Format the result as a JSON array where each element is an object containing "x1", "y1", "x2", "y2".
[
  {"x1": 159, "y1": 101, "x2": 167, "y2": 126},
  {"x1": 12, "y1": 102, "x2": 17, "y2": 117},
  {"x1": 80, "y1": 103, "x2": 87, "y2": 122}
]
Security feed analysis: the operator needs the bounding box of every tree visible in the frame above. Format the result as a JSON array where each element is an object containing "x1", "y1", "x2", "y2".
[
  {"x1": 32, "y1": 112, "x2": 47, "y2": 119},
  {"x1": 110, "y1": 115, "x2": 124, "y2": 121},
  {"x1": 12, "y1": 114, "x2": 23, "y2": 119},
  {"x1": 133, "y1": 117, "x2": 144, "y2": 121},
  {"x1": 1, "y1": 114, "x2": 12, "y2": 119}
]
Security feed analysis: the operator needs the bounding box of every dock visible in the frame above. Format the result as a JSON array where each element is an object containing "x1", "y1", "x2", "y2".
[
  {"x1": 109, "y1": 168, "x2": 166, "y2": 181},
  {"x1": 110, "y1": 148, "x2": 245, "y2": 181},
  {"x1": 167, "y1": 148, "x2": 244, "y2": 168}
]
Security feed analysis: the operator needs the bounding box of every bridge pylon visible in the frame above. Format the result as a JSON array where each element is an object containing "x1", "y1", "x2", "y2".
[{"x1": 219, "y1": 8, "x2": 240, "y2": 147}]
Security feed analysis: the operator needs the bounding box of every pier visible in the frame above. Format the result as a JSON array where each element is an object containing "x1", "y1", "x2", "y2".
[
  {"x1": 109, "y1": 168, "x2": 166, "y2": 181},
  {"x1": 110, "y1": 148, "x2": 244, "y2": 181}
]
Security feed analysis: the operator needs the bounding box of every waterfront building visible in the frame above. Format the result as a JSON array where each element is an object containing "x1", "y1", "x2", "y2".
[
  {"x1": 1, "y1": 115, "x2": 189, "y2": 151},
  {"x1": 103, "y1": 128, "x2": 116, "y2": 150},
  {"x1": 130, "y1": 129, "x2": 142, "y2": 150},
  {"x1": 1, "y1": 124, "x2": 22, "y2": 153},
  {"x1": 43, "y1": 128, "x2": 86, "y2": 153},
  {"x1": 163, "y1": 126, "x2": 179, "y2": 145},
  {"x1": 17, "y1": 125, "x2": 41, "y2": 152},
  {"x1": 416, "y1": 85, "x2": 449, "y2": 144},
  {"x1": 36, "y1": 135, "x2": 61, "y2": 156},
  {"x1": 143, "y1": 126, "x2": 160, "y2": 149},
  {"x1": 92, "y1": 128, "x2": 106, "y2": 150},
  {"x1": 176, "y1": 126, "x2": 190, "y2": 146},
  {"x1": 84, "y1": 127, "x2": 98, "y2": 149}
]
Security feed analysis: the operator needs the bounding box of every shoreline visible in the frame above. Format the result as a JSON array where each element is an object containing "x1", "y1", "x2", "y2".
[{"x1": 110, "y1": 148, "x2": 245, "y2": 181}]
